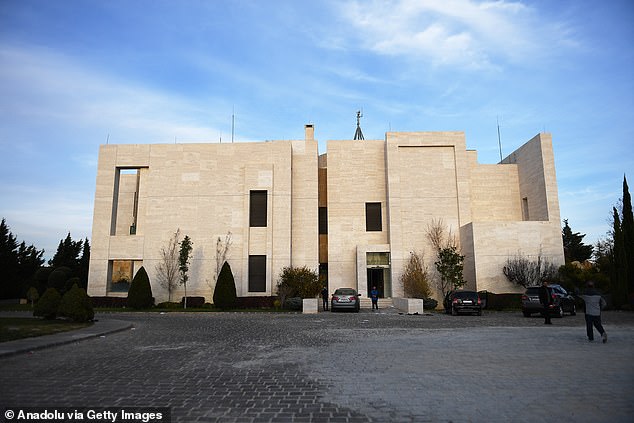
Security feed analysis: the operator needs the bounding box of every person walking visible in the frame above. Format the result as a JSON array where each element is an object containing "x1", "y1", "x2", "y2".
[
  {"x1": 538, "y1": 280, "x2": 553, "y2": 325},
  {"x1": 321, "y1": 286, "x2": 329, "y2": 311},
  {"x1": 580, "y1": 281, "x2": 607, "y2": 343},
  {"x1": 370, "y1": 286, "x2": 379, "y2": 310}
]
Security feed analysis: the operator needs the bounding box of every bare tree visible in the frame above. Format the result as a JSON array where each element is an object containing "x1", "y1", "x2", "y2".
[
  {"x1": 155, "y1": 229, "x2": 180, "y2": 302},
  {"x1": 503, "y1": 253, "x2": 559, "y2": 288},
  {"x1": 401, "y1": 251, "x2": 432, "y2": 299},
  {"x1": 426, "y1": 219, "x2": 464, "y2": 297},
  {"x1": 214, "y1": 231, "x2": 232, "y2": 284}
]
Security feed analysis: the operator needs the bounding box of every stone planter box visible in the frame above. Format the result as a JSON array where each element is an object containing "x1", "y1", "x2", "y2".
[
  {"x1": 393, "y1": 298, "x2": 424, "y2": 314},
  {"x1": 302, "y1": 298, "x2": 318, "y2": 314}
]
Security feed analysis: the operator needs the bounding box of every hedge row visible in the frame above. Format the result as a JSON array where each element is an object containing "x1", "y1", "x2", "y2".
[
  {"x1": 89, "y1": 295, "x2": 278, "y2": 309},
  {"x1": 480, "y1": 292, "x2": 522, "y2": 310}
]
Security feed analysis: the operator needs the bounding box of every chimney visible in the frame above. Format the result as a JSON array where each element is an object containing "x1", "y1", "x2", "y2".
[{"x1": 304, "y1": 124, "x2": 314, "y2": 141}]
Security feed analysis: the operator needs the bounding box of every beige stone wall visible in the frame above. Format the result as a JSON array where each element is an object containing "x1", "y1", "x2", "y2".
[
  {"x1": 385, "y1": 132, "x2": 473, "y2": 298},
  {"x1": 466, "y1": 133, "x2": 564, "y2": 293},
  {"x1": 88, "y1": 139, "x2": 318, "y2": 302},
  {"x1": 88, "y1": 129, "x2": 564, "y2": 301},
  {"x1": 326, "y1": 139, "x2": 388, "y2": 296}
]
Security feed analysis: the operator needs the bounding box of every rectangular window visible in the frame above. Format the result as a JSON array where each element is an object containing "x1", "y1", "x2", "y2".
[
  {"x1": 319, "y1": 207, "x2": 328, "y2": 234},
  {"x1": 365, "y1": 202, "x2": 382, "y2": 232},
  {"x1": 522, "y1": 197, "x2": 530, "y2": 221},
  {"x1": 250, "y1": 190, "x2": 267, "y2": 227},
  {"x1": 248, "y1": 255, "x2": 266, "y2": 292}
]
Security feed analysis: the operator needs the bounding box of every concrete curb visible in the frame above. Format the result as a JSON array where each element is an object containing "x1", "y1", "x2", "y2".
[{"x1": 0, "y1": 317, "x2": 133, "y2": 358}]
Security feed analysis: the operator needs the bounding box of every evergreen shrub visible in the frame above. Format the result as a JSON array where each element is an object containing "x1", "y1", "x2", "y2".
[
  {"x1": 48, "y1": 267, "x2": 72, "y2": 293},
  {"x1": 33, "y1": 287, "x2": 62, "y2": 319},
  {"x1": 58, "y1": 284, "x2": 94, "y2": 322},
  {"x1": 213, "y1": 262, "x2": 237, "y2": 309},
  {"x1": 126, "y1": 266, "x2": 154, "y2": 309},
  {"x1": 90, "y1": 296, "x2": 127, "y2": 308},
  {"x1": 181, "y1": 296, "x2": 205, "y2": 308}
]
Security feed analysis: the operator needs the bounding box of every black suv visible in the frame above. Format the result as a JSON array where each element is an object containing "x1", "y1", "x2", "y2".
[
  {"x1": 444, "y1": 290, "x2": 482, "y2": 316},
  {"x1": 521, "y1": 284, "x2": 576, "y2": 317}
]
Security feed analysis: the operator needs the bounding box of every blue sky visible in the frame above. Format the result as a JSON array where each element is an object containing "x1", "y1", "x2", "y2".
[{"x1": 1, "y1": 0, "x2": 632, "y2": 259}]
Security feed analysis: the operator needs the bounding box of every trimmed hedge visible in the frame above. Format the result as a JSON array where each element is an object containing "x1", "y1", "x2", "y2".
[
  {"x1": 181, "y1": 296, "x2": 205, "y2": 308},
  {"x1": 482, "y1": 292, "x2": 522, "y2": 310},
  {"x1": 90, "y1": 296, "x2": 128, "y2": 308},
  {"x1": 34, "y1": 287, "x2": 62, "y2": 319},
  {"x1": 235, "y1": 296, "x2": 277, "y2": 309},
  {"x1": 58, "y1": 284, "x2": 94, "y2": 322},
  {"x1": 213, "y1": 262, "x2": 237, "y2": 309},
  {"x1": 127, "y1": 266, "x2": 154, "y2": 309}
]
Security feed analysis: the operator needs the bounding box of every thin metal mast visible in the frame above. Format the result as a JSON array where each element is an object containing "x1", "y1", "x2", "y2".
[
  {"x1": 354, "y1": 110, "x2": 364, "y2": 140},
  {"x1": 497, "y1": 116, "x2": 503, "y2": 162}
]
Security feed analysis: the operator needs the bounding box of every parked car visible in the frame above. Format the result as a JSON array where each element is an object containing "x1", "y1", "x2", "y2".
[
  {"x1": 521, "y1": 284, "x2": 576, "y2": 317},
  {"x1": 331, "y1": 288, "x2": 360, "y2": 312},
  {"x1": 444, "y1": 290, "x2": 482, "y2": 316}
]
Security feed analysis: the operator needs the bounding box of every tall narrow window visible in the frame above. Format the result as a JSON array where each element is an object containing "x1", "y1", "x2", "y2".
[
  {"x1": 250, "y1": 190, "x2": 267, "y2": 227},
  {"x1": 319, "y1": 207, "x2": 328, "y2": 234},
  {"x1": 522, "y1": 197, "x2": 530, "y2": 221},
  {"x1": 249, "y1": 255, "x2": 266, "y2": 292},
  {"x1": 366, "y1": 202, "x2": 382, "y2": 232}
]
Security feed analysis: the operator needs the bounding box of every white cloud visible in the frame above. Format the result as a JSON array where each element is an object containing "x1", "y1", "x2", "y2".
[
  {"x1": 0, "y1": 46, "x2": 225, "y2": 144},
  {"x1": 335, "y1": 0, "x2": 571, "y2": 69}
]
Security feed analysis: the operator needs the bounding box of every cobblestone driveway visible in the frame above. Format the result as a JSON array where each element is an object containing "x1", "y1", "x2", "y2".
[{"x1": 1, "y1": 310, "x2": 633, "y2": 422}]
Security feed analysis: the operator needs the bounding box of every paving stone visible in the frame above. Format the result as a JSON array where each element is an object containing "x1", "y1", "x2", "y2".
[{"x1": 1, "y1": 310, "x2": 633, "y2": 422}]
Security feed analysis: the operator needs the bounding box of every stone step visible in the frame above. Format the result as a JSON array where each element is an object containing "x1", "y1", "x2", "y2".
[{"x1": 359, "y1": 297, "x2": 393, "y2": 308}]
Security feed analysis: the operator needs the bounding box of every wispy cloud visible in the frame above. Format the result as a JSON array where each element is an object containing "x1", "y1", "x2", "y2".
[
  {"x1": 334, "y1": 0, "x2": 574, "y2": 69},
  {"x1": 0, "y1": 46, "x2": 225, "y2": 144}
]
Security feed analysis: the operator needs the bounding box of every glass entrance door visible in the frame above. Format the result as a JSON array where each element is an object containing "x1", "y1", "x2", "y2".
[{"x1": 367, "y1": 268, "x2": 385, "y2": 298}]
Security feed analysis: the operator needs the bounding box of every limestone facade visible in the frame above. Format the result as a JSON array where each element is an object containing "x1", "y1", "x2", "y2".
[{"x1": 88, "y1": 126, "x2": 563, "y2": 302}]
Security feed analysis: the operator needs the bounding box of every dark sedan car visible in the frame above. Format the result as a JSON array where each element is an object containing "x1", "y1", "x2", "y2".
[
  {"x1": 521, "y1": 284, "x2": 576, "y2": 317},
  {"x1": 444, "y1": 290, "x2": 482, "y2": 316},
  {"x1": 331, "y1": 288, "x2": 360, "y2": 312}
]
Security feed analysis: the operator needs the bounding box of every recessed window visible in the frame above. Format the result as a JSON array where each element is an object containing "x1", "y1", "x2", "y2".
[
  {"x1": 250, "y1": 190, "x2": 267, "y2": 227},
  {"x1": 365, "y1": 202, "x2": 382, "y2": 232},
  {"x1": 319, "y1": 207, "x2": 328, "y2": 234},
  {"x1": 248, "y1": 255, "x2": 266, "y2": 292}
]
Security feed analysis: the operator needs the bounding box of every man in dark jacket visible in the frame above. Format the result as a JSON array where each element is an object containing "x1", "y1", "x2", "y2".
[
  {"x1": 538, "y1": 280, "x2": 553, "y2": 324},
  {"x1": 580, "y1": 281, "x2": 607, "y2": 343},
  {"x1": 321, "y1": 286, "x2": 329, "y2": 311}
]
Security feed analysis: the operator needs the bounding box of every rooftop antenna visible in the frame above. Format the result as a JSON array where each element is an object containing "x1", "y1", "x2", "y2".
[
  {"x1": 497, "y1": 116, "x2": 503, "y2": 163},
  {"x1": 354, "y1": 110, "x2": 365, "y2": 140},
  {"x1": 231, "y1": 106, "x2": 235, "y2": 143},
  {"x1": 106, "y1": 133, "x2": 110, "y2": 145}
]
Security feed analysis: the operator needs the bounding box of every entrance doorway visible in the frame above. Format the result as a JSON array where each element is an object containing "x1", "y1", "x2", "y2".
[{"x1": 367, "y1": 268, "x2": 385, "y2": 298}]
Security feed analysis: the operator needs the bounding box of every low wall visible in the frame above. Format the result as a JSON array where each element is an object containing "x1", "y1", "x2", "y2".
[
  {"x1": 302, "y1": 298, "x2": 318, "y2": 314},
  {"x1": 393, "y1": 298, "x2": 424, "y2": 314}
]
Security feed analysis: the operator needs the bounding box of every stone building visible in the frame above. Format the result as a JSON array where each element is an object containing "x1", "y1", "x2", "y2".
[{"x1": 87, "y1": 124, "x2": 564, "y2": 302}]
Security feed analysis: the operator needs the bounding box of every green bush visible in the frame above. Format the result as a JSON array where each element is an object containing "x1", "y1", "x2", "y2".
[
  {"x1": 58, "y1": 284, "x2": 94, "y2": 322},
  {"x1": 126, "y1": 266, "x2": 154, "y2": 309},
  {"x1": 64, "y1": 277, "x2": 81, "y2": 294},
  {"x1": 276, "y1": 266, "x2": 321, "y2": 308},
  {"x1": 284, "y1": 297, "x2": 303, "y2": 311},
  {"x1": 213, "y1": 262, "x2": 237, "y2": 309},
  {"x1": 48, "y1": 267, "x2": 72, "y2": 293},
  {"x1": 155, "y1": 301, "x2": 181, "y2": 309},
  {"x1": 423, "y1": 298, "x2": 438, "y2": 310},
  {"x1": 33, "y1": 287, "x2": 62, "y2": 319}
]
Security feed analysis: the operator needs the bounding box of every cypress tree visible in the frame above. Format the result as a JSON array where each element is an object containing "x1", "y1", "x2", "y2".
[
  {"x1": 622, "y1": 176, "x2": 634, "y2": 301},
  {"x1": 612, "y1": 207, "x2": 628, "y2": 307},
  {"x1": 127, "y1": 266, "x2": 154, "y2": 309},
  {"x1": 213, "y1": 262, "x2": 237, "y2": 309}
]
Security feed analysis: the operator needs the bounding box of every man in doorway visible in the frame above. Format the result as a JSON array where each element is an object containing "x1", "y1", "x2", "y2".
[
  {"x1": 538, "y1": 280, "x2": 553, "y2": 325},
  {"x1": 321, "y1": 286, "x2": 329, "y2": 311},
  {"x1": 370, "y1": 286, "x2": 379, "y2": 310}
]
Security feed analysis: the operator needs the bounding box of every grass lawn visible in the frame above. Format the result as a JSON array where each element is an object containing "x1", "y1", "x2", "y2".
[{"x1": 0, "y1": 317, "x2": 92, "y2": 343}]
